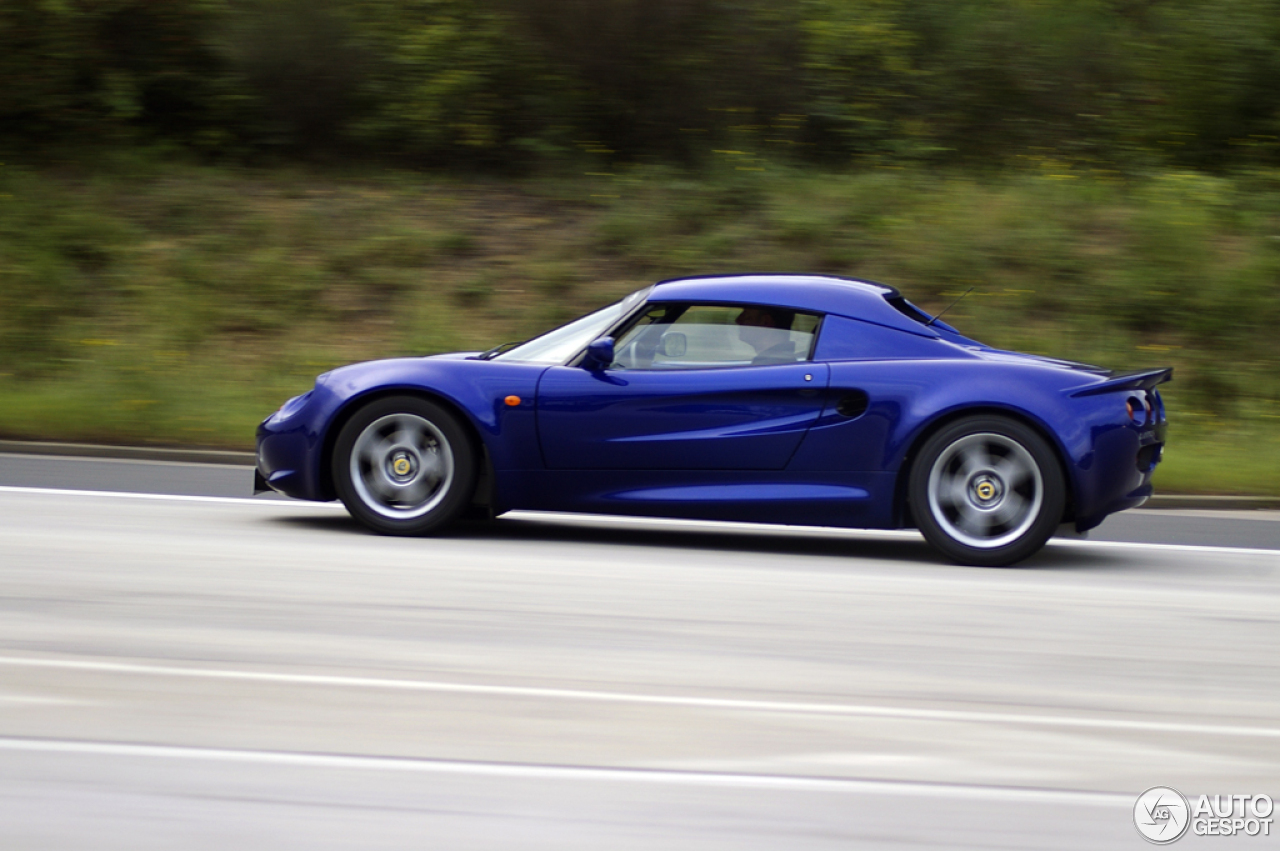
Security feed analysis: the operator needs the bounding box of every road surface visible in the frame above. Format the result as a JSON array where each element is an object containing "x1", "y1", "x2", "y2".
[{"x1": 0, "y1": 454, "x2": 1277, "y2": 849}]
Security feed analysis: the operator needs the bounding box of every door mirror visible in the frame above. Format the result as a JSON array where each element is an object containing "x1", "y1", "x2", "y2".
[
  {"x1": 657, "y1": 331, "x2": 687, "y2": 358},
  {"x1": 583, "y1": 336, "x2": 615, "y2": 371}
]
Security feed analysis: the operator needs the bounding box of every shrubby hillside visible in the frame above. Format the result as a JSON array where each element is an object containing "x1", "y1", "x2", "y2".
[{"x1": 1, "y1": 1, "x2": 1278, "y2": 492}]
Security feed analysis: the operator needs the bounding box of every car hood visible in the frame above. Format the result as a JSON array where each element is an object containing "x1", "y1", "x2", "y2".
[{"x1": 423, "y1": 351, "x2": 483, "y2": 360}]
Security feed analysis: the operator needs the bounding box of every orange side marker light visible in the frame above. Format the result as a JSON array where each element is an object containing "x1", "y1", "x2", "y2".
[{"x1": 504, "y1": 395, "x2": 522, "y2": 407}]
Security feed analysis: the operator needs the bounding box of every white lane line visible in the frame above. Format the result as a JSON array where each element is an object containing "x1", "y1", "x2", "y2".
[
  {"x1": 2, "y1": 485, "x2": 1277, "y2": 557},
  {"x1": 509, "y1": 511, "x2": 926, "y2": 542},
  {"x1": 0, "y1": 695, "x2": 89, "y2": 706},
  {"x1": 0, "y1": 737, "x2": 1129, "y2": 805},
  {"x1": 0, "y1": 452, "x2": 252, "y2": 469},
  {"x1": 1052, "y1": 538, "x2": 1280, "y2": 557},
  {"x1": 511, "y1": 511, "x2": 1280, "y2": 557},
  {"x1": 0, "y1": 485, "x2": 343, "y2": 508},
  {"x1": 2, "y1": 656, "x2": 1276, "y2": 740}
]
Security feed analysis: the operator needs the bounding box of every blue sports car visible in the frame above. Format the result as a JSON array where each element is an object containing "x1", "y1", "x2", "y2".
[{"x1": 256, "y1": 274, "x2": 1170, "y2": 566}]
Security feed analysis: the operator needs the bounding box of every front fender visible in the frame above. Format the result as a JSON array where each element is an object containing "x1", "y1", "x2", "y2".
[{"x1": 257, "y1": 355, "x2": 548, "y2": 502}]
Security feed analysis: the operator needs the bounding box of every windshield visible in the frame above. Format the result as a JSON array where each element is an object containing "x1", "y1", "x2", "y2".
[{"x1": 494, "y1": 286, "x2": 652, "y2": 364}]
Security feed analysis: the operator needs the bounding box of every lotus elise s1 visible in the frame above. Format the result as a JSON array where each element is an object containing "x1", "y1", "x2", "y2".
[{"x1": 256, "y1": 274, "x2": 1170, "y2": 566}]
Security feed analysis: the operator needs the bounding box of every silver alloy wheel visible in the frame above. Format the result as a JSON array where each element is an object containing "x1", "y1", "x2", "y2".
[
  {"x1": 349, "y1": 413, "x2": 454, "y2": 520},
  {"x1": 925, "y1": 432, "x2": 1044, "y2": 549}
]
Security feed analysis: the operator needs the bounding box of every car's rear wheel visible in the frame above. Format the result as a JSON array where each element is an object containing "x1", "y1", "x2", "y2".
[
  {"x1": 333, "y1": 396, "x2": 477, "y2": 535},
  {"x1": 908, "y1": 416, "x2": 1065, "y2": 566}
]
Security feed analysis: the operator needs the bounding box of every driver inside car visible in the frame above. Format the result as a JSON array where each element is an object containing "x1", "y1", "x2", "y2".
[{"x1": 735, "y1": 306, "x2": 799, "y2": 364}]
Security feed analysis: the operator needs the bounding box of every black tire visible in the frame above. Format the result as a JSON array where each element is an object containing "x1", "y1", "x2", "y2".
[
  {"x1": 908, "y1": 416, "x2": 1065, "y2": 567},
  {"x1": 332, "y1": 396, "x2": 477, "y2": 536}
]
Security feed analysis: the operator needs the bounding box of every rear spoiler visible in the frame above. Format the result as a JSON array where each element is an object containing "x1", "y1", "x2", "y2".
[{"x1": 1069, "y1": 367, "x2": 1173, "y2": 397}]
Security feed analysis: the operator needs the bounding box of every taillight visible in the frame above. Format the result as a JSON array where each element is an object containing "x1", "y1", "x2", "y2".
[{"x1": 1126, "y1": 393, "x2": 1156, "y2": 426}]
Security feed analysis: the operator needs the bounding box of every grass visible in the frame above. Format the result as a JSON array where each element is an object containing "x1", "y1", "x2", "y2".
[
  {"x1": 1156, "y1": 424, "x2": 1280, "y2": 496},
  {"x1": 1, "y1": 155, "x2": 1278, "y2": 494}
]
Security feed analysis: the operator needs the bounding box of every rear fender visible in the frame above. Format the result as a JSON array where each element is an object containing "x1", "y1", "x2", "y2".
[{"x1": 892, "y1": 404, "x2": 1076, "y2": 529}]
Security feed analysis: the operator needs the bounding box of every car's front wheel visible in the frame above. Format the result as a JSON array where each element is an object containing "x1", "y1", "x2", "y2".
[
  {"x1": 908, "y1": 416, "x2": 1065, "y2": 566},
  {"x1": 333, "y1": 396, "x2": 477, "y2": 535}
]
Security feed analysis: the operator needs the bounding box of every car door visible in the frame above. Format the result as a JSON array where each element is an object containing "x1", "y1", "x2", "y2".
[{"x1": 535, "y1": 303, "x2": 830, "y2": 470}]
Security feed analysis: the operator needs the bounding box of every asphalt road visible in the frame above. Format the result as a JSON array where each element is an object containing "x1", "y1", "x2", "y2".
[
  {"x1": 2, "y1": 452, "x2": 1278, "y2": 550},
  {"x1": 1, "y1": 454, "x2": 1278, "y2": 849}
]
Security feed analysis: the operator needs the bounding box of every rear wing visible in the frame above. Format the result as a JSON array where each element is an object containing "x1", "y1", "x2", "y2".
[{"x1": 1069, "y1": 367, "x2": 1173, "y2": 397}]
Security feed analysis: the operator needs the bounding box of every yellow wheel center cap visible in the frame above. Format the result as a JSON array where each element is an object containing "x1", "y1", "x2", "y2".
[
  {"x1": 393, "y1": 457, "x2": 412, "y2": 476},
  {"x1": 976, "y1": 481, "x2": 996, "y2": 501}
]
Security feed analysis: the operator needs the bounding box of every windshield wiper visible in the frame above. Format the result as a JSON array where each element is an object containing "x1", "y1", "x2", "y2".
[{"x1": 475, "y1": 341, "x2": 522, "y2": 360}]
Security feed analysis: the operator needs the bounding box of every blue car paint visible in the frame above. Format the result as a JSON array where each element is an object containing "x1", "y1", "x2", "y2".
[
  {"x1": 535, "y1": 362, "x2": 830, "y2": 470},
  {"x1": 258, "y1": 354, "x2": 546, "y2": 502},
  {"x1": 811, "y1": 314, "x2": 960, "y2": 362},
  {"x1": 513, "y1": 469, "x2": 884, "y2": 527},
  {"x1": 256, "y1": 274, "x2": 1167, "y2": 534}
]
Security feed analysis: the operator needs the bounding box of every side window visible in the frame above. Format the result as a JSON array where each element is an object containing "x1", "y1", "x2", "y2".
[{"x1": 612, "y1": 303, "x2": 820, "y2": 370}]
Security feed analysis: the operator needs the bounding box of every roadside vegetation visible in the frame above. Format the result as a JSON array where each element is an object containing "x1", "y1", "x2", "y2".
[
  {"x1": 2, "y1": 1, "x2": 1280, "y2": 493},
  {"x1": 2, "y1": 159, "x2": 1278, "y2": 493}
]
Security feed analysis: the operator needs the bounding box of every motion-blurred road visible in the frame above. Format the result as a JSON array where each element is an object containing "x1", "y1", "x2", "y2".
[{"x1": 1, "y1": 454, "x2": 1277, "y2": 849}]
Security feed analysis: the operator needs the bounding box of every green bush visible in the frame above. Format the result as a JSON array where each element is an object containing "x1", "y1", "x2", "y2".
[
  {"x1": 5, "y1": 0, "x2": 1280, "y2": 170},
  {"x1": 1, "y1": 160, "x2": 1278, "y2": 494}
]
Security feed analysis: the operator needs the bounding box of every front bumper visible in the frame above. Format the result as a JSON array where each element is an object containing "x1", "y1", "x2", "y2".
[{"x1": 254, "y1": 386, "x2": 336, "y2": 502}]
